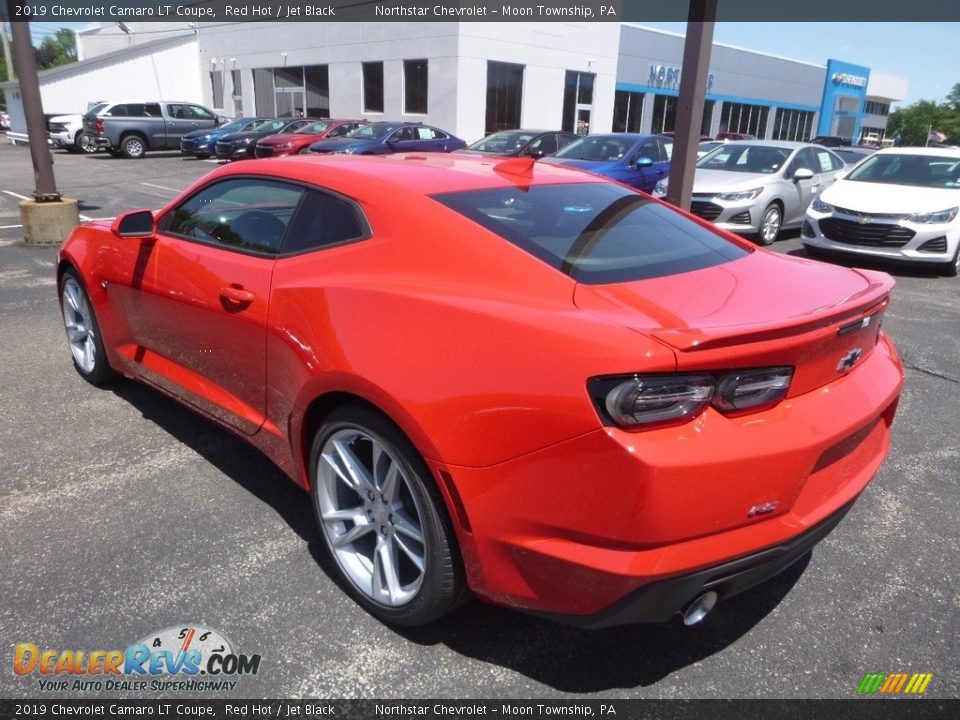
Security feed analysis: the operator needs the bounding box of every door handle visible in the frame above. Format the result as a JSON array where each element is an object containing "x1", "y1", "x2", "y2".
[{"x1": 220, "y1": 286, "x2": 254, "y2": 306}]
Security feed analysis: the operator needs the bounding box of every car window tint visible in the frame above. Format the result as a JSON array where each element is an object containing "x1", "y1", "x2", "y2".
[
  {"x1": 167, "y1": 104, "x2": 186, "y2": 119},
  {"x1": 661, "y1": 139, "x2": 673, "y2": 160},
  {"x1": 283, "y1": 189, "x2": 367, "y2": 254},
  {"x1": 433, "y1": 183, "x2": 748, "y2": 284},
  {"x1": 145, "y1": 103, "x2": 162, "y2": 117},
  {"x1": 161, "y1": 178, "x2": 303, "y2": 255}
]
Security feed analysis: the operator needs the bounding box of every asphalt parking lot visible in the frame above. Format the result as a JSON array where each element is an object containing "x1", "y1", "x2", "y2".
[{"x1": 0, "y1": 139, "x2": 957, "y2": 700}]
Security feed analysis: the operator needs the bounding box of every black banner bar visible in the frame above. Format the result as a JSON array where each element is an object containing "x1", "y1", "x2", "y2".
[
  {"x1": 3, "y1": 0, "x2": 960, "y2": 22},
  {"x1": 1, "y1": 699, "x2": 958, "y2": 720}
]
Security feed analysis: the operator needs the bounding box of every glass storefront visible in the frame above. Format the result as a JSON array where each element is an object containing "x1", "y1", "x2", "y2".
[
  {"x1": 772, "y1": 108, "x2": 815, "y2": 141},
  {"x1": 719, "y1": 101, "x2": 769, "y2": 137}
]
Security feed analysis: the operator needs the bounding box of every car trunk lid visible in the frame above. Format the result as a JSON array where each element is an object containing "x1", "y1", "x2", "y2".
[{"x1": 574, "y1": 251, "x2": 894, "y2": 396}]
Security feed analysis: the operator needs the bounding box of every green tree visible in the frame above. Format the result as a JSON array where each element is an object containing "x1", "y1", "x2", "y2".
[
  {"x1": 946, "y1": 83, "x2": 960, "y2": 113},
  {"x1": 888, "y1": 98, "x2": 960, "y2": 146},
  {"x1": 35, "y1": 28, "x2": 76, "y2": 70}
]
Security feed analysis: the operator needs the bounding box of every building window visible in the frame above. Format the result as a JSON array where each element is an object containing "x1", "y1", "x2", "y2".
[
  {"x1": 253, "y1": 68, "x2": 273, "y2": 116},
  {"x1": 485, "y1": 61, "x2": 524, "y2": 134},
  {"x1": 363, "y1": 62, "x2": 384, "y2": 114},
  {"x1": 650, "y1": 94, "x2": 676, "y2": 134},
  {"x1": 772, "y1": 108, "x2": 815, "y2": 141},
  {"x1": 720, "y1": 101, "x2": 770, "y2": 137},
  {"x1": 613, "y1": 90, "x2": 644, "y2": 133},
  {"x1": 865, "y1": 101, "x2": 889, "y2": 116},
  {"x1": 210, "y1": 70, "x2": 224, "y2": 109},
  {"x1": 404, "y1": 59, "x2": 428, "y2": 115},
  {"x1": 305, "y1": 65, "x2": 330, "y2": 118},
  {"x1": 563, "y1": 70, "x2": 595, "y2": 135},
  {"x1": 231, "y1": 69, "x2": 242, "y2": 117}
]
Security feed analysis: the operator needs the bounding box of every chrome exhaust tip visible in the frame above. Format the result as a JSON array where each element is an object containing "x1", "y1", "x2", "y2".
[{"x1": 682, "y1": 591, "x2": 718, "y2": 626}]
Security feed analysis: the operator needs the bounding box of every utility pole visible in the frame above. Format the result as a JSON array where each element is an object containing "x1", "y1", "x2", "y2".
[
  {"x1": 1, "y1": 20, "x2": 15, "y2": 82},
  {"x1": 4, "y1": 2, "x2": 79, "y2": 244},
  {"x1": 665, "y1": 0, "x2": 717, "y2": 212}
]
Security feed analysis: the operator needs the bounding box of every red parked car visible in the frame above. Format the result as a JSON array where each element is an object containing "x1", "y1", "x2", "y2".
[
  {"x1": 57, "y1": 154, "x2": 904, "y2": 627},
  {"x1": 254, "y1": 119, "x2": 366, "y2": 158}
]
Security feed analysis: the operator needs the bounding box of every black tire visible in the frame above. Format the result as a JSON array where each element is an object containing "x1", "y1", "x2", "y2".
[
  {"x1": 195, "y1": 153, "x2": 211, "y2": 160},
  {"x1": 120, "y1": 134, "x2": 147, "y2": 159},
  {"x1": 309, "y1": 405, "x2": 467, "y2": 626},
  {"x1": 64, "y1": 134, "x2": 81, "y2": 154},
  {"x1": 756, "y1": 202, "x2": 782, "y2": 246},
  {"x1": 59, "y1": 269, "x2": 117, "y2": 386},
  {"x1": 943, "y1": 245, "x2": 960, "y2": 277}
]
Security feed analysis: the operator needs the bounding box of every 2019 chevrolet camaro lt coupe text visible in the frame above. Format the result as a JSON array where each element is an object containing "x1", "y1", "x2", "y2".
[{"x1": 57, "y1": 154, "x2": 904, "y2": 628}]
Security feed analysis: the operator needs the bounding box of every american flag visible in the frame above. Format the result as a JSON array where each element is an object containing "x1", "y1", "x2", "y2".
[{"x1": 928, "y1": 128, "x2": 947, "y2": 143}]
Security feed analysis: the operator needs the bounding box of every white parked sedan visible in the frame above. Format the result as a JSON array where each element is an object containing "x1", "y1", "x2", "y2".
[
  {"x1": 654, "y1": 141, "x2": 847, "y2": 245},
  {"x1": 803, "y1": 147, "x2": 960, "y2": 277}
]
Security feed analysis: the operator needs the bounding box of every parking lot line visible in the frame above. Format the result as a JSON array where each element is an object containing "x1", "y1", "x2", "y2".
[{"x1": 140, "y1": 182, "x2": 182, "y2": 192}]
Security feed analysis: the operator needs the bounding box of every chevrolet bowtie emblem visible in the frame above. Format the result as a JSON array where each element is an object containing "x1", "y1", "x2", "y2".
[{"x1": 838, "y1": 348, "x2": 863, "y2": 373}]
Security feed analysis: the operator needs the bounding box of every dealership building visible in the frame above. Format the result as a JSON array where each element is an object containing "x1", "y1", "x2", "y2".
[{"x1": 3, "y1": 22, "x2": 908, "y2": 146}]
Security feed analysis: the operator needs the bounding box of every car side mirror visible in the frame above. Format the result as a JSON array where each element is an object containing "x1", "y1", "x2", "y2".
[
  {"x1": 632, "y1": 157, "x2": 654, "y2": 169},
  {"x1": 112, "y1": 209, "x2": 154, "y2": 238},
  {"x1": 793, "y1": 167, "x2": 815, "y2": 181},
  {"x1": 526, "y1": 148, "x2": 546, "y2": 159}
]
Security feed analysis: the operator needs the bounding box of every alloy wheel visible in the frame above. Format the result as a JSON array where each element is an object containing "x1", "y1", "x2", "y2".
[
  {"x1": 315, "y1": 428, "x2": 428, "y2": 607},
  {"x1": 61, "y1": 277, "x2": 97, "y2": 373}
]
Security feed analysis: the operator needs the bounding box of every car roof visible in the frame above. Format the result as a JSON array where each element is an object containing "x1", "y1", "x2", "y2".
[
  {"x1": 718, "y1": 140, "x2": 808, "y2": 149},
  {"x1": 872, "y1": 146, "x2": 960, "y2": 159},
  {"x1": 205, "y1": 153, "x2": 605, "y2": 196}
]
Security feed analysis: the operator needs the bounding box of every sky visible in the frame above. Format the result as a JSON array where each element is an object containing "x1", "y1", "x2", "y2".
[{"x1": 21, "y1": 20, "x2": 959, "y2": 109}]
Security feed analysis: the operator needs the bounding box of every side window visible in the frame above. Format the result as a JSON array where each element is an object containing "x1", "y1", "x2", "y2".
[
  {"x1": 328, "y1": 124, "x2": 353, "y2": 137},
  {"x1": 167, "y1": 104, "x2": 186, "y2": 119},
  {"x1": 529, "y1": 134, "x2": 558, "y2": 156},
  {"x1": 787, "y1": 148, "x2": 817, "y2": 177},
  {"x1": 415, "y1": 127, "x2": 437, "y2": 140},
  {"x1": 124, "y1": 104, "x2": 147, "y2": 117},
  {"x1": 144, "y1": 103, "x2": 162, "y2": 117},
  {"x1": 557, "y1": 134, "x2": 578, "y2": 152},
  {"x1": 282, "y1": 189, "x2": 367, "y2": 254},
  {"x1": 159, "y1": 178, "x2": 303, "y2": 255},
  {"x1": 632, "y1": 140, "x2": 661, "y2": 164},
  {"x1": 109, "y1": 105, "x2": 129, "y2": 117},
  {"x1": 660, "y1": 139, "x2": 673, "y2": 161},
  {"x1": 188, "y1": 105, "x2": 216, "y2": 120},
  {"x1": 818, "y1": 150, "x2": 843, "y2": 172},
  {"x1": 391, "y1": 127, "x2": 415, "y2": 142}
]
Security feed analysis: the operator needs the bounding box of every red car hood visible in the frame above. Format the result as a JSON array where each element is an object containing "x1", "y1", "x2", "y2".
[{"x1": 575, "y1": 251, "x2": 895, "y2": 394}]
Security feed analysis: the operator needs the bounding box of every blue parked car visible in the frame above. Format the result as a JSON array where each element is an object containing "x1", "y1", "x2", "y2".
[
  {"x1": 306, "y1": 121, "x2": 466, "y2": 155},
  {"x1": 180, "y1": 117, "x2": 272, "y2": 159},
  {"x1": 540, "y1": 133, "x2": 673, "y2": 193}
]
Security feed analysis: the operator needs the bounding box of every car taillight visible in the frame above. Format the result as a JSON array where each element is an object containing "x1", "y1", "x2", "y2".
[
  {"x1": 589, "y1": 367, "x2": 794, "y2": 430},
  {"x1": 95, "y1": 118, "x2": 104, "y2": 134}
]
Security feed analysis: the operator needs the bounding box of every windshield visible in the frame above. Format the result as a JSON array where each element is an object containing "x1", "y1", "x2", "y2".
[
  {"x1": 468, "y1": 131, "x2": 536, "y2": 153},
  {"x1": 346, "y1": 124, "x2": 395, "y2": 140},
  {"x1": 218, "y1": 118, "x2": 253, "y2": 133},
  {"x1": 433, "y1": 183, "x2": 747, "y2": 284},
  {"x1": 554, "y1": 136, "x2": 635, "y2": 162},
  {"x1": 697, "y1": 144, "x2": 790, "y2": 174},
  {"x1": 846, "y1": 154, "x2": 960, "y2": 189},
  {"x1": 296, "y1": 121, "x2": 332, "y2": 134}
]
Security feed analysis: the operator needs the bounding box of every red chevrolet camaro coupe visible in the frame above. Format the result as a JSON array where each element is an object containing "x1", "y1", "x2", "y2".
[{"x1": 57, "y1": 154, "x2": 904, "y2": 628}]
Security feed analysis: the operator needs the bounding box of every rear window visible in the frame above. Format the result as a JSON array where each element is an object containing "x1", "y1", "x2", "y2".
[{"x1": 433, "y1": 183, "x2": 748, "y2": 284}]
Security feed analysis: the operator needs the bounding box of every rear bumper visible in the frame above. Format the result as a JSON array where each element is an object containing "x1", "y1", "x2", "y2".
[
  {"x1": 535, "y1": 499, "x2": 853, "y2": 628},
  {"x1": 434, "y1": 333, "x2": 904, "y2": 620}
]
